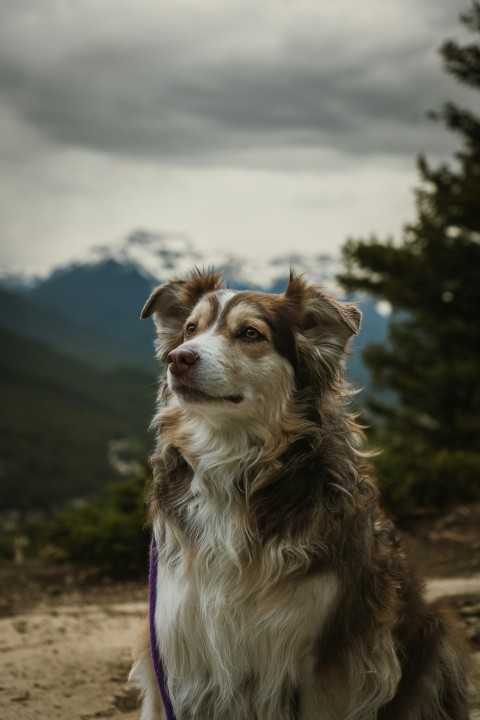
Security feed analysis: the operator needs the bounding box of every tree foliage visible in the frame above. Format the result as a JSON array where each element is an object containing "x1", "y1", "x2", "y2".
[{"x1": 338, "y1": 3, "x2": 480, "y2": 513}]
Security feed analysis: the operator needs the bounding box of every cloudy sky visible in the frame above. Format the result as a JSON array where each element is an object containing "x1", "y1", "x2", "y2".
[{"x1": 0, "y1": 0, "x2": 473, "y2": 276}]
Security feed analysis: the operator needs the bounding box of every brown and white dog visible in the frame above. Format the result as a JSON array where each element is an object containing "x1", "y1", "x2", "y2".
[{"x1": 129, "y1": 269, "x2": 469, "y2": 720}]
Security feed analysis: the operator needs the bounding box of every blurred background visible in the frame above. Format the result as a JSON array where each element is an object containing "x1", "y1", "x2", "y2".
[{"x1": 0, "y1": 1, "x2": 479, "y2": 717}]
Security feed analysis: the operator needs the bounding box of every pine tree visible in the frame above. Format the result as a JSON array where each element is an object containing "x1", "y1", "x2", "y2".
[{"x1": 338, "y1": 2, "x2": 480, "y2": 512}]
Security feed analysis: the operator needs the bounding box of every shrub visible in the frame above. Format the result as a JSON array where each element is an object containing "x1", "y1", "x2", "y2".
[{"x1": 48, "y1": 475, "x2": 151, "y2": 578}]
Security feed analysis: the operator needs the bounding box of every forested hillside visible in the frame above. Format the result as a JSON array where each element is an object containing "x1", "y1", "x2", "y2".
[
  {"x1": 0, "y1": 287, "x2": 153, "y2": 371},
  {"x1": 0, "y1": 325, "x2": 156, "y2": 512}
]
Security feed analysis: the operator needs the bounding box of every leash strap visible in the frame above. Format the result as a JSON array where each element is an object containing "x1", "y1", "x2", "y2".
[{"x1": 149, "y1": 535, "x2": 177, "y2": 720}]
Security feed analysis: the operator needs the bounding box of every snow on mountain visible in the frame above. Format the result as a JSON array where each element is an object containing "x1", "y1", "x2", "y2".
[
  {"x1": 0, "y1": 228, "x2": 345, "y2": 294},
  {"x1": 81, "y1": 229, "x2": 344, "y2": 292},
  {"x1": 83, "y1": 230, "x2": 203, "y2": 283},
  {"x1": 0, "y1": 265, "x2": 41, "y2": 292}
]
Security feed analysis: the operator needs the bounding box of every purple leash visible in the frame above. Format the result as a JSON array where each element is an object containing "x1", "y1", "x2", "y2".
[{"x1": 149, "y1": 535, "x2": 177, "y2": 720}]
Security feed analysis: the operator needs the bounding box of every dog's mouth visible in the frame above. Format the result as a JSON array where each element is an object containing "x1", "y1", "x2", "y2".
[{"x1": 174, "y1": 384, "x2": 243, "y2": 405}]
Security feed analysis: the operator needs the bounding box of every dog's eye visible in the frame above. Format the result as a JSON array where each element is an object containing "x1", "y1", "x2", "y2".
[
  {"x1": 242, "y1": 327, "x2": 263, "y2": 340},
  {"x1": 185, "y1": 323, "x2": 196, "y2": 336}
]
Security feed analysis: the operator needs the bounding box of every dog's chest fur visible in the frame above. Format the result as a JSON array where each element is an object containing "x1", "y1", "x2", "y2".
[{"x1": 154, "y1": 468, "x2": 340, "y2": 720}]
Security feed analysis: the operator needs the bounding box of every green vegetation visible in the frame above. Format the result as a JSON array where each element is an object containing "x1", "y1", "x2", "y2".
[
  {"x1": 339, "y1": 2, "x2": 480, "y2": 515},
  {"x1": 47, "y1": 475, "x2": 151, "y2": 578},
  {"x1": 0, "y1": 325, "x2": 156, "y2": 512}
]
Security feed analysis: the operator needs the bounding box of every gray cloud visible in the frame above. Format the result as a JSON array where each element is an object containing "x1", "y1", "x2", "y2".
[{"x1": 0, "y1": 0, "x2": 471, "y2": 165}]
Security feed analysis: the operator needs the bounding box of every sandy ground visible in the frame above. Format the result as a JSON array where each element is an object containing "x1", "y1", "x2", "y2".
[{"x1": 0, "y1": 599, "x2": 144, "y2": 720}]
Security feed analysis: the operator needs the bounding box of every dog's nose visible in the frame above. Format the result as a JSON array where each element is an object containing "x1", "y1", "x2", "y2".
[{"x1": 167, "y1": 348, "x2": 199, "y2": 376}]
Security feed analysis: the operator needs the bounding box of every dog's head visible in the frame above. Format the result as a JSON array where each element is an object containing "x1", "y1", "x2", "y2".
[{"x1": 141, "y1": 269, "x2": 361, "y2": 423}]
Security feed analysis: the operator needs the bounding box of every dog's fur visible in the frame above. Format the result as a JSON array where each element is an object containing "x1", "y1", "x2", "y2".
[{"x1": 129, "y1": 270, "x2": 469, "y2": 720}]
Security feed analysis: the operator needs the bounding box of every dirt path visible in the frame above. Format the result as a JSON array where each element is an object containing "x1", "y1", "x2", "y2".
[
  {"x1": 0, "y1": 600, "x2": 144, "y2": 720},
  {"x1": 0, "y1": 576, "x2": 479, "y2": 720}
]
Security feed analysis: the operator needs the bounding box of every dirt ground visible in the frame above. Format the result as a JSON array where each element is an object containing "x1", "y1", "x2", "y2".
[{"x1": 1, "y1": 504, "x2": 479, "y2": 719}]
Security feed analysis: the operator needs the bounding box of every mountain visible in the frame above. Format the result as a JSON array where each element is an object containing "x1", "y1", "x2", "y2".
[
  {"x1": 8, "y1": 229, "x2": 345, "y2": 297},
  {"x1": 349, "y1": 297, "x2": 389, "y2": 391},
  {"x1": 0, "y1": 286, "x2": 152, "y2": 371},
  {"x1": 21, "y1": 257, "x2": 157, "y2": 368},
  {"x1": 0, "y1": 265, "x2": 41, "y2": 293},
  {"x1": 59, "y1": 229, "x2": 345, "y2": 292},
  {"x1": 0, "y1": 324, "x2": 156, "y2": 513}
]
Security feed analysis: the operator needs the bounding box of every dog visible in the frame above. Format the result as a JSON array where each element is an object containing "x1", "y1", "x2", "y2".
[{"x1": 129, "y1": 269, "x2": 469, "y2": 719}]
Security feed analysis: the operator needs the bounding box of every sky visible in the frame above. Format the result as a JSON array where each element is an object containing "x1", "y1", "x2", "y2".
[{"x1": 0, "y1": 0, "x2": 474, "y2": 276}]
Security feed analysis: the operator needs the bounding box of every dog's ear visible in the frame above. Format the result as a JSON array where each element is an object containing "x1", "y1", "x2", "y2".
[
  {"x1": 285, "y1": 271, "x2": 361, "y2": 344},
  {"x1": 284, "y1": 272, "x2": 361, "y2": 390},
  {"x1": 141, "y1": 280, "x2": 189, "y2": 322},
  {"x1": 141, "y1": 269, "x2": 223, "y2": 360}
]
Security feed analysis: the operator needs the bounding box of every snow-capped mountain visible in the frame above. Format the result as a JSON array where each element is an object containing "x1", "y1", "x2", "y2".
[
  {"x1": 0, "y1": 266, "x2": 41, "y2": 292},
  {"x1": 82, "y1": 230, "x2": 203, "y2": 284},
  {"x1": 44, "y1": 229, "x2": 344, "y2": 293}
]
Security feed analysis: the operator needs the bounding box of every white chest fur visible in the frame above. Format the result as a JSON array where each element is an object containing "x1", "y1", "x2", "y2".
[{"x1": 153, "y1": 497, "x2": 340, "y2": 720}]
